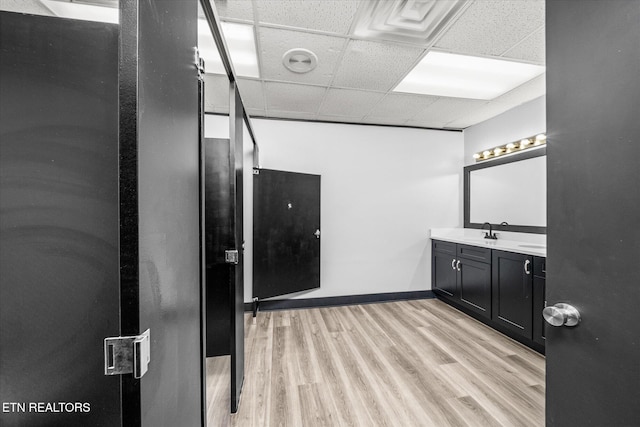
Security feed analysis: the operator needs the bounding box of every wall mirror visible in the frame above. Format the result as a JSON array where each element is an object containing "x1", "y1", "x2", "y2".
[{"x1": 464, "y1": 147, "x2": 546, "y2": 234}]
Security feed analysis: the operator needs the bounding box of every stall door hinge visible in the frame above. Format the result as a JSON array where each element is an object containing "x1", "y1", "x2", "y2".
[
  {"x1": 194, "y1": 47, "x2": 205, "y2": 81},
  {"x1": 225, "y1": 249, "x2": 239, "y2": 264},
  {"x1": 104, "y1": 329, "x2": 150, "y2": 379}
]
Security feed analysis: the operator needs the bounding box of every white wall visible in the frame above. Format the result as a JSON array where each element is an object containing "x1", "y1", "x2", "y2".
[
  {"x1": 463, "y1": 96, "x2": 546, "y2": 165},
  {"x1": 251, "y1": 119, "x2": 463, "y2": 300}
]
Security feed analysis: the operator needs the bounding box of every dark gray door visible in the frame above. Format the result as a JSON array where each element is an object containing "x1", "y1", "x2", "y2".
[
  {"x1": 546, "y1": 1, "x2": 640, "y2": 425},
  {"x1": 253, "y1": 169, "x2": 321, "y2": 299},
  {"x1": 229, "y1": 83, "x2": 245, "y2": 414},
  {"x1": 205, "y1": 138, "x2": 233, "y2": 357},
  {"x1": 0, "y1": 12, "x2": 121, "y2": 427},
  {"x1": 119, "y1": 0, "x2": 202, "y2": 425}
]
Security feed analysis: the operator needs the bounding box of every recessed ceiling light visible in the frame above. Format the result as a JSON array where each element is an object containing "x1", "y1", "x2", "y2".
[
  {"x1": 394, "y1": 51, "x2": 545, "y2": 100},
  {"x1": 197, "y1": 20, "x2": 260, "y2": 79},
  {"x1": 40, "y1": 0, "x2": 118, "y2": 23}
]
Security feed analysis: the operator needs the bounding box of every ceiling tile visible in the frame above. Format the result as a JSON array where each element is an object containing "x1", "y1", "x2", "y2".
[
  {"x1": 246, "y1": 108, "x2": 265, "y2": 117},
  {"x1": 445, "y1": 74, "x2": 546, "y2": 128},
  {"x1": 332, "y1": 39, "x2": 425, "y2": 91},
  {"x1": 362, "y1": 116, "x2": 409, "y2": 127},
  {"x1": 263, "y1": 111, "x2": 318, "y2": 121},
  {"x1": 258, "y1": 27, "x2": 346, "y2": 85},
  {"x1": 434, "y1": 0, "x2": 545, "y2": 57},
  {"x1": 265, "y1": 82, "x2": 326, "y2": 114},
  {"x1": 255, "y1": 0, "x2": 361, "y2": 35},
  {"x1": 502, "y1": 27, "x2": 545, "y2": 64},
  {"x1": 214, "y1": 0, "x2": 255, "y2": 22},
  {"x1": 365, "y1": 93, "x2": 439, "y2": 120},
  {"x1": 0, "y1": 0, "x2": 52, "y2": 15},
  {"x1": 319, "y1": 88, "x2": 385, "y2": 118},
  {"x1": 204, "y1": 74, "x2": 230, "y2": 114},
  {"x1": 407, "y1": 97, "x2": 487, "y2": 128},
  {"x1": 237, "y1": 78, "x2": 265, "y2": 110}
]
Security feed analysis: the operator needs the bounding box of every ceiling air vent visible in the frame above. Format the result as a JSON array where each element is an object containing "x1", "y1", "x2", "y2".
[{"x1": 282, "y1": 48, "x2": 318, "y2": 74}]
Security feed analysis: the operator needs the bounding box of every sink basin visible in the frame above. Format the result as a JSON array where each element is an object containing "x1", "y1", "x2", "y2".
[{"x1": 518, "y1": 244, "x2": 546, "y2": 249}]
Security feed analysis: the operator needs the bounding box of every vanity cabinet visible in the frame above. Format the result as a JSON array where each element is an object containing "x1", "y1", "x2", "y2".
[
  {"x1": 431, "y1": 239, "x2": 545, "y2": 353},
  {"x1": 532, "y1": 257, "x2": 546, "y2": 346},
  {"x1": 431, "y1": 241, "x2": 491, "y2": 320},
  {"x1": 491, "y1": 250, "x2": 534, "y2": 340}
]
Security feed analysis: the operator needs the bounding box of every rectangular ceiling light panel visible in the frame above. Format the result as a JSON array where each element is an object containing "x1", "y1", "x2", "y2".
[
  {"x1": 198, "y1": 20, "x2": 260, "y2": 78},
  {"x1": 394, "y1": 51, "x2": 545, "y2": 100},
  {"x1": 352, "y1": 0, "x2": 470, "y2": 45}
]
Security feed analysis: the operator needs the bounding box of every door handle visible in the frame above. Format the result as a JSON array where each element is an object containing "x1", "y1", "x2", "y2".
[
  {"x1": 456, "y1": 260, "x2": 461, "y2": 271},
  {"x1": 314, "y1": 229, "x2": 320, "y2": 239},
  {"x1": 451, "y1": 259, "x2": 456, "y2": 270},
  {"x1": 524, "y1": 259, "x2": 531, "y2": 275},
  {"x1": 543, "y1": 303, "x2": 581, "y2": 327}
]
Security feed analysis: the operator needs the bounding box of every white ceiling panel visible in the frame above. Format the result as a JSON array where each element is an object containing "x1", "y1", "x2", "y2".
[
  {"x1": 365, "y1": 93, "x2": 439, "y2": 120},
  {"x1": 255, "y1": 0, "x2": 361, "y2": 35},
  {"x1": 407, "y1": 97, "x2": 487, "y2": 128},
  {"x1": 210, "y1": 0, "x2": 546, "y2": 130},
  {"x1": 434, "y1": 0, "x2": 544, "y2": 58},
  {"x1": 263, "y1": 111, "x2": 318, "y2": 121},
  {"x1": 362, "y1": 116, "x2": 410, "y2": 127},
  {"x1": 265, "y1": 82, "x2": 326, "y2": 114},
  {"x1": 319, "y1": 88, "x2": 385, "y2": 118},
  {"x1": 258, "y1": 27, "x2": 346, "y2": 85},
  {"x1": 204, "y1": 74, "x2": 230, "y2": 114},
  {"x1": 332, "y1": 39, "x2": 425, "y2": 91},
  {"x1": 0, "y1": 0, "x2": 52, "y2": 15},
  {"x1": 502, "y1": 27, "x2": 546, "y2": 64},
  {"x1": 213, "y1": 0, "x2": 255, "y2": 22},
  {"x1": 445, "y1": 74, "x2": 545, "y2": 128},
  {"x1": 237, "y1": 78, "x2": 265, "y2": 110}
]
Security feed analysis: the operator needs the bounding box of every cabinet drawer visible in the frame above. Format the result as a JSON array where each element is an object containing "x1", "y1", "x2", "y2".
[
  {"x1": 432, "y1": 239, "x2": 456, "y2": 255},
  {"x1": 457, "y1": 244, "x2": 491, "y2": 263},
  {"x1": 534, "y1": 256, "x2": 546, "y2": 278}
]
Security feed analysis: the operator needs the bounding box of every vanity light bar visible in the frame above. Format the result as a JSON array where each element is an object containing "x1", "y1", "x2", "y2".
[{"x1": 473, "y1": 134, "x2": 546, "y2": 162}]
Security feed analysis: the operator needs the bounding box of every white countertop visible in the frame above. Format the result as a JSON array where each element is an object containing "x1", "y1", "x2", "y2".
[{"x1": 429, "y1": 228, "x2": 546, "y2": 257}]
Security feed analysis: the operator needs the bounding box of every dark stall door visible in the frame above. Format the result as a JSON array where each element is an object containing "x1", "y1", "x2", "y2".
[
  {"x1": 253, "y1": 169, "x2": 321, "y2": 300},
  {"x1": 546, "y1": 1, "x2": 640, "y2": 426},
  {"x1": 0, "y1": 12, "x2": 121, "y2": 427}
]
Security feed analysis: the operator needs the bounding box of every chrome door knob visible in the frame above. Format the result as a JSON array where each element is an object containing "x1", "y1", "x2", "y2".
[{"x1": 543, "y1": 303, "x2": 581, "y2": 327}]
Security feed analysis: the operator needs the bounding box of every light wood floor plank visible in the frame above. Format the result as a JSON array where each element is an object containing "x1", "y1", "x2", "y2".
[{"x1": 207, "y1": 299, "x2": 545, "y2": 426}]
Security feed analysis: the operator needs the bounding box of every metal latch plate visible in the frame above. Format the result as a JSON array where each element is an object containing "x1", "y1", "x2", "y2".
[
  {"x1": 225, "y1": 250, "x2": 239, "y2": 264},
  {"x1": 104, "y1": 329, "x2": 150, "y2": 379}
]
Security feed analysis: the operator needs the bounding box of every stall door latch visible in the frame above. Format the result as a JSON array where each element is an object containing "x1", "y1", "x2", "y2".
[
  {"x1": 104, "y1": 329, "x2": 150, "y2": 379},
  {"x1": 225, "y1": 250, "x2": 239, "y2": 264}
]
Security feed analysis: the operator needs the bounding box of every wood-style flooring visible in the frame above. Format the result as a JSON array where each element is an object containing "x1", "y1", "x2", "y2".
[{"x1": 206, "y1": 299, "x2": 545, "y2": 426}]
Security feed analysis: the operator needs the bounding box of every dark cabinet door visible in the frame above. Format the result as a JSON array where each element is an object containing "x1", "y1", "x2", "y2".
[
  {"x1": 458, "y1": 258, "x2": 492, "y2": 319},
  {"x1": 532, "y1": 275, "x2": 546, "y2": 346},
  {"x1": 492, "y1": 250, "x2": 533, "y2": 339},
  {"x1": 532, "y1": 256, "x2": 546, "y2": 346},
  {"x1": 432, "y1": 250, "x2": 457, "y2": 298}
]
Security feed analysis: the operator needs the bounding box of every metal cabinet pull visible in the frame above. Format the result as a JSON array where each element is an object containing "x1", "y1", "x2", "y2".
[
  {"x1": 451, "y1": 259, "x2": 456, "y2": 270},
  {"x1": 524, "y1": 259, "x2": 531, "y2": 275},
  {"x1": 456, "y1": 260, "x2": 461, "y2": 271}
]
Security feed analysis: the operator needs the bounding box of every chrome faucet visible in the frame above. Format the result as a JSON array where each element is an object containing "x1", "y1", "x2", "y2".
[{"x1": 482, "y1": 222, "x2": 498, "y2": 240}]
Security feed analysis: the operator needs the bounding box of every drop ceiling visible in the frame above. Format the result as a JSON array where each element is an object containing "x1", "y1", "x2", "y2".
[
  {"x1": 0, "y1": 0, "x2": 546, "y2": 131},
  {"x1": 209, "y1": 0, "x2": 545, "y2": 130}
]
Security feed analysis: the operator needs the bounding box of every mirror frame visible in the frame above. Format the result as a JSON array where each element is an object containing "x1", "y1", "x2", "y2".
[{"x1": 464, "y1": 146, "x2": 547, "y2": 234}]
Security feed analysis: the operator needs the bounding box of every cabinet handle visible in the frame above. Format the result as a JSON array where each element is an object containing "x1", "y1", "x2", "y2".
[
  {"x1": 456, "y1": 260, "x2": 461, "y2": 271},
  {"x1": 451, "y1": 259, "x2": 456, "y2": 270},
  {"x1": 524, "y1": 259, "x2": 531, "y2": 275}
]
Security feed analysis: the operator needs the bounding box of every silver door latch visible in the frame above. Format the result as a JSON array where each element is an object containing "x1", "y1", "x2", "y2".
[
  {"x1": 104, "y1": 329, "x2": 150, "y2": 379},
  {"x1": 225, "y1": 249, "x2": 239, "y2": 264}
]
